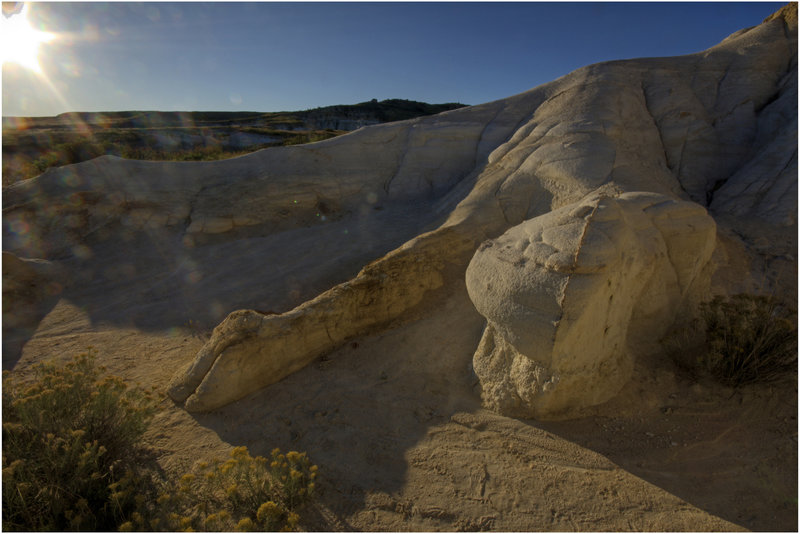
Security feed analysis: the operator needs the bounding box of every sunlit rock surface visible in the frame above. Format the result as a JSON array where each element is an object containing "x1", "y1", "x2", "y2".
[
  {"x1": 466, "y1": 193, "x2": 716, "y2": 419},
  {"x1": 3, "y1": 5, "x2": 796, "y2": 414}
]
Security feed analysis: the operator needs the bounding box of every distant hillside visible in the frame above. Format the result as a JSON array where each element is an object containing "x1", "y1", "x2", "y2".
[
  {"x1": 1, "y1": 99, "x2": 467, "y2": 186},
  {"x1": 2, "y1": 99, "x2": 466, "y2": 131},
  {"x1": 301, "y1": 99, "x2": 466, "y2": 129}
]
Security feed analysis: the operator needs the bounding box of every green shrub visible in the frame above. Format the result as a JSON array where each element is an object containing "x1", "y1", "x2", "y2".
[
  {"x1": 699, "y1": 294, "x2": 797, "y2": 386},
  {"x1": 2, "y1": 352, "x2": 159, "y2": 531},
  {"x1": 29, "y1": 140, "x2": 108, "y2": 175},
  {"x1": 2, "y1": 352, "x2": 319, "y2": 532}
]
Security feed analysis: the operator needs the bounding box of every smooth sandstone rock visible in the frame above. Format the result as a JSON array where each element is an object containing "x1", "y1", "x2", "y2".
[
  {"x1": 3, "y1": 5, "x2": 795, "y2": 413},
  {"x1": 168, "y1": 226, "x2": 476, "y2": 411},
  {"x1": 466, "y1": 193, "x2": 717, "y2": 419},
  {"x1": 164, "y1": 5, "x2": 796, "y2": 412}
]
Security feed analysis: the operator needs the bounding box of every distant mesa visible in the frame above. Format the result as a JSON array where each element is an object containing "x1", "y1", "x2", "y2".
[{"x1": 2, "y1": 2, "x2": 23, "y2": 18}]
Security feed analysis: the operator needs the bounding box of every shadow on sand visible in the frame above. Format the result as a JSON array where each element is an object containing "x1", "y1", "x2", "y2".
[
  {"x1": 177, "y1": 287, "x2": 795, "y2": 531},
  {"x1": 5, "y1": 223, "x2": 795, "y2": 530},
  {"x1": 534, "y1": 369, "x2": 798, "y2": 532},
  {"x1": 178, "y1": 284, "x2": 485, "y2": 530}
]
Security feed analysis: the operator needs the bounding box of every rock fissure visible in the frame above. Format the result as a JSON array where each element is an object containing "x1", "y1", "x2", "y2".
[
  {"x1": 182, "y1": 184, "x2": 213, "y2": 235},
  {"x1": 558, "y1": 197, "x2": 602, "y2": 311},
  {"x1": 473, "y1": 105, "x2": 505, "y2": 165},
  {"x1": 740, "y1": 148, "x2": 797, "y2": 201},
  {"x1": 712, "y1": 66, "x2": 732, "y2": 114},
  {"x1": 382, "y1": 126, "x2": 413, "y2": 194}
]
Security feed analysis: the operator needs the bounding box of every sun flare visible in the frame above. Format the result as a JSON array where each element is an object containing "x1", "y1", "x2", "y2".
[{"x1": 1, "y1": 3, "x2": 54, "y2": 73}]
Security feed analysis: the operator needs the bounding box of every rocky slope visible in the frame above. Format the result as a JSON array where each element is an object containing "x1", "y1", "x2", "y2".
[{"x1": 3, "y1": 4, "x2": 796, "y2": 531}]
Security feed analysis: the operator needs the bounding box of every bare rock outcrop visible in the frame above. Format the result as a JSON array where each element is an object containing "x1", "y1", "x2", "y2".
[
  {"x1": 3, "y1": 5, "x2": 796, "y2": 415},
  {"x1": 126, "y1": 5, "x2": 800, "y2": 412},
  {"x1": 466, "y1": 192, "x2": 716, "y2": 419},
  {"x1": 168, "y1": 226, "x2": 476, "y2": 411}
]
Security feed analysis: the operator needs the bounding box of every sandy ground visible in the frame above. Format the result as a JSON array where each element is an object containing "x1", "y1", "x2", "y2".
[{"x1": 10, "y1": 275, "x2": 797, "y2": 532}]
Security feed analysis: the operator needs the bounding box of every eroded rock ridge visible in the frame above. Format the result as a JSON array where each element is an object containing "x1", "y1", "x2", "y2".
[{"x1": 3, "y1": 5, "x2": 796, "y2": 416}]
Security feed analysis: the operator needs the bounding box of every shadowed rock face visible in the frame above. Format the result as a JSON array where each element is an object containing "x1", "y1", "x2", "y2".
[
  {"x1": 2, "y1": 252, "x2": 67, "y2": 362},
  {"x1": 4, "y1": 5, "x2": 797, "y2": 414},
  {"x1": 466, "y1": 193, "x2": 717, "y2": 419}
]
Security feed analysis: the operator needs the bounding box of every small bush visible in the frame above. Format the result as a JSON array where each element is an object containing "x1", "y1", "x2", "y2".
[
  {"x1": 155, "y1": 446, "x2": 317, "y2": 532},
  {"x1": 699, "y1": 294, "x2": 797, "y2": 386},
  {"x1": 2, "y1": 352, "x2": 319, "y2": 532},
  {"x1": 2, "y1": 352, "x2": 159, "y2": 531}
]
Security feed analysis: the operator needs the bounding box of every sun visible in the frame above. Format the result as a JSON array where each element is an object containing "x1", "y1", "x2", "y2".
[{"x1": 1, "y1": 3, "x2": 54, "y2": 73}]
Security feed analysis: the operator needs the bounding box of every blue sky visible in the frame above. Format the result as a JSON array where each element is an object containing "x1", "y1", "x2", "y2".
[{"x1": 1, "y1": 2, "x2": 787, "y2": 116}]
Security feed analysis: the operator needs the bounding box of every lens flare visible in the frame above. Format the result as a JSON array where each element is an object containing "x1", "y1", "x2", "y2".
[{"x1": 1, "y1": 3, "x2": 55, "y2": 73}]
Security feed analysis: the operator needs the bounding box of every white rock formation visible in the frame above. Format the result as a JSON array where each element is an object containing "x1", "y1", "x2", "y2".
[
  {"x1": 3, "y1": 5, "x2": 796, "y2": 413},
  {"x1": 168, "y1": 227, "x2": 476, "y2": 411},
  {"x1": 466, "y1": 192, "x2": 716, "y2": 419}
]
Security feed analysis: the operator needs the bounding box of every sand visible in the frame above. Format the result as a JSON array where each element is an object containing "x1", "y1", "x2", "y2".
[{"x1": 11, "y1": 278, "x2": 797, "y2": 532}]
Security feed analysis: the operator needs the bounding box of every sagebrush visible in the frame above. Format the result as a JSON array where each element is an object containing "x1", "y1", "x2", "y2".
[
  {"x1": 2, "y1": 352, "x2": 159, "y2": 531},
  {"x1": 699, "y1": 294, "x2": 797, "y2": 386},
  {"x1": 138, "y1": 447, "x2": 317, "y2": 532},
  {"x1": 2, "y1": 352, "x2": 318, "y2": 532}
]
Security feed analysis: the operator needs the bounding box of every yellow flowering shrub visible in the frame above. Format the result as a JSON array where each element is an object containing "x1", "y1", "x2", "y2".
[
  {"x1": 2, "y1": 352, "x2": 319, "y2": 532},
  {"x1": 159, "y1": 446, "x2": 318, "y2": 531},
  {"x1": 2, "y1": 352, "x2": 159, "y2": 531},
  {"x1": 236, "y1": 517, "x2": 255, "y2": 531}
]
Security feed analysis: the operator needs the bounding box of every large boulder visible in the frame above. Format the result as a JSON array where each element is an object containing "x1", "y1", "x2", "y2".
[{"x1": 466, "y1": 192, "x2": 716, "y2": 419}]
